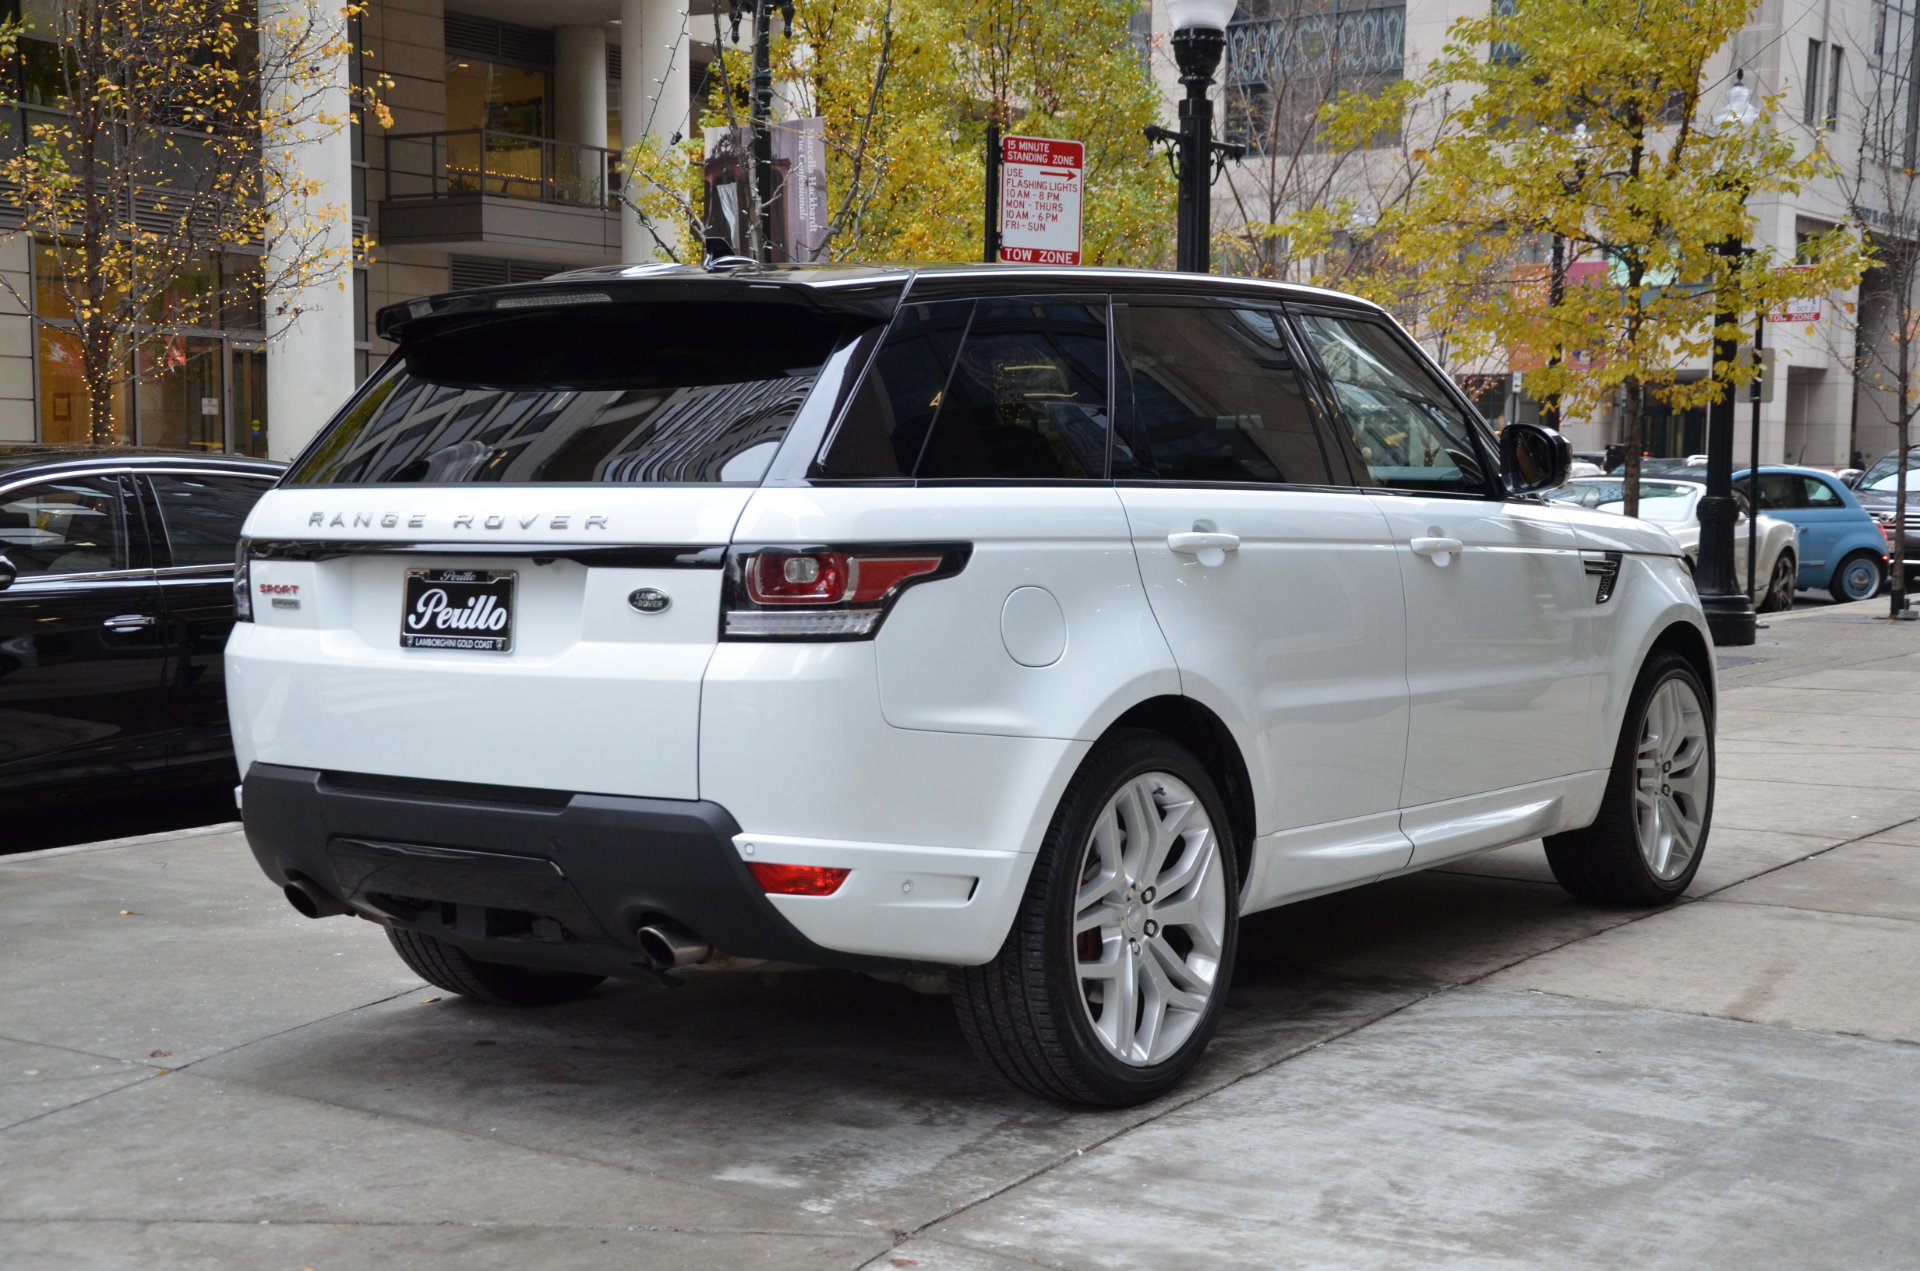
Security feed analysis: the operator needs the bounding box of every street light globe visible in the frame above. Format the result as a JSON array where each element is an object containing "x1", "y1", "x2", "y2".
[
  {"x1": 1167, "y1": 0, "x2": 1237, "y2": 34},
  {"x1": 1715, "y1": 71, "x2": 1759, "y2": 130}
]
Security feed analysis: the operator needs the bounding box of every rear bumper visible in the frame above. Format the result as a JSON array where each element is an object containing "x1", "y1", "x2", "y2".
[{"x1": 241, "y1": 763, "x2": 948, "y2": 977}]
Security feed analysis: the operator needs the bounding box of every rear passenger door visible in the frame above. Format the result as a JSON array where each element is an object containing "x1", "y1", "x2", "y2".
[
  {"x1": 0, "y1": 473, "x2": 170, "y2": 793},
  {"x1": 142, "y1": 471, "x2": 277, "y2": 770},
  {"x1": 1292, "y1": 309, "x2": 1596, "y2": 865},
  {"x1": 1112, "y1": 299, "x2": 1413, "y2": 908}
]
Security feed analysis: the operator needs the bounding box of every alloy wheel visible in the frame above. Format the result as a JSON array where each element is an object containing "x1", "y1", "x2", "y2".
[
  {"x1": 1768, "y1": 555, "x2": 1796, "y2": 610},
  {"x1": 1633, "y1": 677, "x2": 1711, "y2": 881},
  {"x1": 1072, "y1": 772, "x2": 1228, "y2": 1067}
]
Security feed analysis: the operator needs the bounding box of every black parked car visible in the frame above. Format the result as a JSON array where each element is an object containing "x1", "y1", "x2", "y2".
[{"x1": 0, "y1": 448, "x2": 281, "y2": 806}]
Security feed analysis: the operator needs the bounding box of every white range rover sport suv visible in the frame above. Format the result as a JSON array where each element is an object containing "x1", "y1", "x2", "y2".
[{"x1": 229, "y1": 263, "x2": 1716, "y2": 1106}]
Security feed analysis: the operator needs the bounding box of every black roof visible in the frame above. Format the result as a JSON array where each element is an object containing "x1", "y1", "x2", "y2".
[
  {"x1": 377, "y1": 262, "x2": 1383, "y2": 343},
  {"x1": 0, "y1": 446, "x2": 284, "y2": 479}
]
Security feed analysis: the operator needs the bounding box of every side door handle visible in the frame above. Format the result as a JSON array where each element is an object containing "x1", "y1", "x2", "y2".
[
  {"x1": 1409, "y1": 536, "x2": 1465, "y2": 567},
  {"x1": 102, "y1": 614, "x2": 157, "y2": 632},
  {"x1": 1167, "y1": 531, "x2": 1241, "y2": 568}
]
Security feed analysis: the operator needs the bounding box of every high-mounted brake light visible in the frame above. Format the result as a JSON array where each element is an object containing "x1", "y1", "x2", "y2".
[
  {"x1": 723, "y1": 544, "x2": 970, "y2": 641},
  {"x1": 748, "y1": 862, "x2": 851, "y2": 897}
]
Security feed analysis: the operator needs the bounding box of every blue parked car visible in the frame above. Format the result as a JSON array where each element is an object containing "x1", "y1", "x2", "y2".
[{"x1": 1735, "y1": 467, "x2": 1889, "y2": 601}]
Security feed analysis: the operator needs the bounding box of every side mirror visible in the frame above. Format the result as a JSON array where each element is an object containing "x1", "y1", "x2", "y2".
[
  {"x1": 0, "y1": 554, "x2": 15, "y2": 592},
  {"x1": 1502, "y1": 423, "x2": 1572, "y2": 496}
]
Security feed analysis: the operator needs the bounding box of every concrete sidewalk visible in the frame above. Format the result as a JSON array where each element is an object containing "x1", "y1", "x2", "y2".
[{"x1": 4, "y1": 601, "x2": 1919, "y2": 1270}]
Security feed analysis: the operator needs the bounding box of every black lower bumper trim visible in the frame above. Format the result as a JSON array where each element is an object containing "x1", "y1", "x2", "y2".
[{"x1": 241, "y1": 764, "x2": 916, "y2": 978}]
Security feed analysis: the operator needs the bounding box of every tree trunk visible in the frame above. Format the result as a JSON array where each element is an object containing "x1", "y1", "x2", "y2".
[
  {"x1": 81, "y1": 326, "x2": 118, "y2": 446},
  {"x1": 1894, "y1": 406, "x2": 1910, "y2": 618},
  {"x1": 1622, "y1": 376, "x2": 1645, "y2": 518}
]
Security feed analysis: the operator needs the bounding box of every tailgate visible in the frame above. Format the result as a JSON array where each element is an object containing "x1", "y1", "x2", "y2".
[{"x1": 228, "y1": 487, "x2": 746, "y2": 800}]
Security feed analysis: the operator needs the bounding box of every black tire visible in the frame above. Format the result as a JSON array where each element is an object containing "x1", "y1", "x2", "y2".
[
  {"x1": 386, "y1": 927, "x2": 606, "y2": 1006},
  {"x1": 1545, "y1": 651, "x2": 1713, "y2": 905},
  {"x1": 1758, "y1": 551, "x2": 1797, "y2": 613},
  {"x1": 1830, "y1": 550, "x2": 1885, "y2": 603},
  {"x1": 949, "y1": 729, "x2": 1240, "y2": 1107}
]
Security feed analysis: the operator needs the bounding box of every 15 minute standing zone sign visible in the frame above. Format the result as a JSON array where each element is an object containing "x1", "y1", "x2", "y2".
[{"x1": 998, "y1": 135, "x2": 1085, "y2": 266}]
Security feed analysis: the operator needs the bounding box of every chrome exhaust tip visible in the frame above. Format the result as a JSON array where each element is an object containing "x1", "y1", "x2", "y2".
[{"x1": 636, "y1": 920, "x2": 712, "y2": 969}]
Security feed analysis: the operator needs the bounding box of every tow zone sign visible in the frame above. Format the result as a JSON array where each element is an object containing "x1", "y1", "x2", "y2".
[{"x1": 999, "y1": 135, "x2": 1084, "y2": 266}]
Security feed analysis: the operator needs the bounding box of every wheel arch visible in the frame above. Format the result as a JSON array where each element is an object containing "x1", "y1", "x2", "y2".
[
  {"x1": 1102, "y1": 696, "x2": 1257, "y2": 885},
  {"x1": 1647, "y1": 620, "x2": 1716, "y2": 710}
]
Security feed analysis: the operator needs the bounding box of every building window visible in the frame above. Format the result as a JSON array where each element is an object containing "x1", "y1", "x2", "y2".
[
  {"x1": 1829, "y1": 45, "x2": 1845, "y2": 128},
  {"x1": 1489, "y1": 0, "x2": 1520, "y2": 67},
  {"x1": 1869, "y1": 0, "x2": 1920, "y2": 165},
  {"x1": 1225, "y1": 0, "x2": 1407, "y2": 154},
  {"x1": 31, "y1": 240, "x2": 272, "y2": 451},
  {"x1": 1806, "y1": 39, "x2": 1826, "y2": 125}
]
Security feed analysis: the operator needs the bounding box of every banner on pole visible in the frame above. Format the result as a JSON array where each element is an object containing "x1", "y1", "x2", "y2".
[{"x1": 702, "y1": 117, "x2": 829, "y2": 262}]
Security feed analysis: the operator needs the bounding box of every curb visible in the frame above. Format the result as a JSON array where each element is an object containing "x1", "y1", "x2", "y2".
[{"x1": 2, "y1": 820, "x2": 244, "y2": 866}]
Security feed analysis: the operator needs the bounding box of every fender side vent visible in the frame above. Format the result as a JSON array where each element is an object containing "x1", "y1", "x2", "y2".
[{"x1": 1584, "y1": 552, "x2": 1624, "y2": 604}]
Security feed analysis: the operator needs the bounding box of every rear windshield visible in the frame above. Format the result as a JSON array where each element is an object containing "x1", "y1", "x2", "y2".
[{"x1": 287, "y1": 302, "x2": 858, "y2": 486}]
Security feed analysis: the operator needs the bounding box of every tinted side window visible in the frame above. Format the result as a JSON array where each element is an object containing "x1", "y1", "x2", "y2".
[
  {"x1": 1118, "y1": 303, "x2": 1336, "y2": 486},
  {"x1": 821, "y1": 296, "x2": 1113, "y2": 481},
  {"x1": 916, "y1": 297, "x2": 1112, "y2": 481},
  {"x1": 149, "y1": 474, "x2": 273, "y2": 567},
  {"x1": 0, "y1": 477, "x2": 130, "y2": 576},
  {"x1": 1294, "y1": 313, "x2": 1489, "y2": 495},
  {"x1": 817, "y1": 300, "x2": 974, "y2": 478},
  {"x1": 1802, "y1": 476, "x2": 1843, "y2": 507},
  {"x1": 1753, "y1": 473, "x2": 1802, "y2": 510}
]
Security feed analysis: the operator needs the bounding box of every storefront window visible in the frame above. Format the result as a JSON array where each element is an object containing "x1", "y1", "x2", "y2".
[
  {"x1": 232, "y1": 346, "x2": 270, "y2": 457},
  {"x1": 136, "y1": 337, "x2": 227, "y2": 452},
  {"x1": 36, "y1": 326, "x2": 132, "y2": 446},
  {"x1": 31, "y1": 231, "x2": 277, "y2": 451},
  {"x1": 144, "y1": 253, "x2": 220, "y2": 328}
]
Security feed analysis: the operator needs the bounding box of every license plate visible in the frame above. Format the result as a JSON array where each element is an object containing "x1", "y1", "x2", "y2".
[{"x1": 400, "y1": 569, "x2": 516, "y2": 652}]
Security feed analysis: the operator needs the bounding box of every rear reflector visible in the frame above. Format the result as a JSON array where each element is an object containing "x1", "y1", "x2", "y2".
[{"x1": 748, "y1": 862, "x2": 851, "y2": 897}]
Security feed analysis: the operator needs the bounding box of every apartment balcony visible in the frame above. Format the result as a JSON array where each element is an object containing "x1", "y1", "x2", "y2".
[{"x1": 378, "y1": 130, "x2": 624, "y2": 266}]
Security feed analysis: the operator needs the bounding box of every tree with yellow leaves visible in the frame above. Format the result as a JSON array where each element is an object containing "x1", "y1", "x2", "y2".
[
  {"x1": 625, "y1": 0, "x2": 1174, "y2": 267},
  {"x1": 0, "y1": 0, "x2": 389, "y2": 443},
  {"x1": 1284, "y1": 0, "x2": 1866, "y2": 512}
]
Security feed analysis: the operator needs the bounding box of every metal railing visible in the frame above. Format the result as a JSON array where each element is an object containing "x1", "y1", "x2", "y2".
[{"x1": 383, "y1": 130, "x2": 619, "y2": 210}]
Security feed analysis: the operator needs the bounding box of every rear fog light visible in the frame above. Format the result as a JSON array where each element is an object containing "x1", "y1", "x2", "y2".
[{"x1": 748, "y1": 862, "x2": 851, "y2": 897}]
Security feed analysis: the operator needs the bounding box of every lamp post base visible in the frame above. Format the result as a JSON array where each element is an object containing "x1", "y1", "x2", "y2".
[{"x1": 1700, "y1": 592, "x2": 1757, "y2": 647}]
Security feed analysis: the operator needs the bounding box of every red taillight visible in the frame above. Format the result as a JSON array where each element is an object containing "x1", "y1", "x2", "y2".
[
  {"x1": 724, "y1": 544, "x2": 970, "y2": 641},
  {"x1": 744, "y1": 551, "x2": 945, "y2": 606},
  {"x1": 746, "y1": 551, "x2": 853, "y2": 605},
  {"x1": 847, "y1": 556, "x2": 946, "y2": 602},
  {"x1": 748, "y1": 862, "x2": 851, "y2": 896}
]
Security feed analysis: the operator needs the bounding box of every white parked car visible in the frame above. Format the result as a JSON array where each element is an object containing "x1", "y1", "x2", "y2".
[
  {"x1": 229, "y1": 265, "x2": 1717, "y2": 1106},
  {"x1": 1546, "y1": 476, "x2": 1799, "y2": 611}
]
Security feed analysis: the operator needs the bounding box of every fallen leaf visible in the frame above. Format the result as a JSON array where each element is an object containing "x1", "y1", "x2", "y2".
[
  {"x1": 420, "y1": 997, "x2": 441, "y2": 1004},
  {"x1": 149, "y1": 1049, "x2": 172, "y2": 1059},
  {"x1": 891, "y1": 1262, "x2": 919, "y2": 1268},
  {"x1": 118, "y1": 909, "x2": 138, "y2": 917},
  {"x1": 154, "y1": 1069, "x2": 169, "y2": 1077}
]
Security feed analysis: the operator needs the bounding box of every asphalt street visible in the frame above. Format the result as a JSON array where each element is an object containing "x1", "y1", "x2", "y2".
[{"x1": 2, "y1": 596, "x2": 1918, "y2": 1269}]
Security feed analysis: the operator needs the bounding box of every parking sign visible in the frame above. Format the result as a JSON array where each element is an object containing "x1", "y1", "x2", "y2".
[{"x1": 998, "y1": 135, "x2": 1084, "y2": 266}]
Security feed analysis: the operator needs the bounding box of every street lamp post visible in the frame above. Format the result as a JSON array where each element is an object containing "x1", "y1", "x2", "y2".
[
  {"x1": 1697, "y1": 72, "x2": 1759, "y2": 647},
  {"x1": 1542, "y1": 124, "x2": 1588, "y2": 432},
  {"x1": 728, "y1": 0, "x2": 796, "y2": 264},
  {"x1": 1148, "y1": 0, "x2": 1241, "y2": 274}
]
